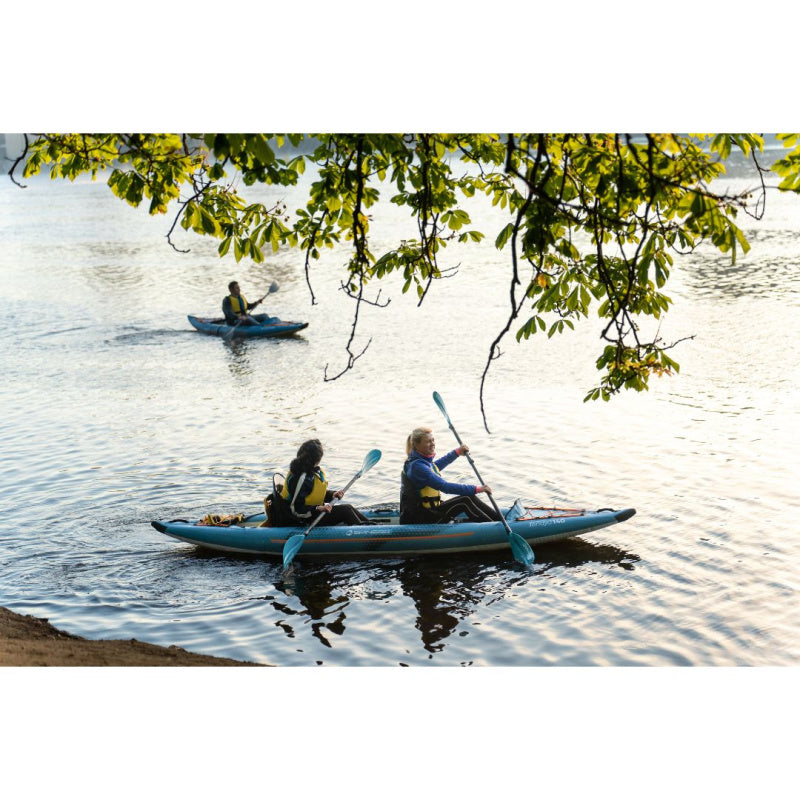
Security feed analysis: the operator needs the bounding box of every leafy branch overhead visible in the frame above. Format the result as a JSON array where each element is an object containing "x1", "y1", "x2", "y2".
[{"x1": 10, "y1": 133, "x2": 800, "y2": 427}]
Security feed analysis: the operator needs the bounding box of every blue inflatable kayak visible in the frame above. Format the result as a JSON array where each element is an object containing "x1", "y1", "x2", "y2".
[
  {"x1": 188, "y1": 314, "x2": 308, "y2": 338},
  {"x1": 151, "y1": 502, "x2": 636, "y2": 559}
]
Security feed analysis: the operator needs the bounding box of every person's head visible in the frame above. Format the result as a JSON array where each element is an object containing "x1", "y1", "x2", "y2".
[
  {"x1": 228, "y1": 281, "x2": 240, "y2": 295},
  {"x1": 290, "y1": 438, "x2": 324, "y2": 475},
  {"x1": 407, "y1": 427, "x2": 435, "y2": 457}
]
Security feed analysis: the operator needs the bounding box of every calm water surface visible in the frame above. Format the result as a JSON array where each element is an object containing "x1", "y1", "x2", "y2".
[{"x1": 2, "y1": 166, "x2": 799, "y2": 671}]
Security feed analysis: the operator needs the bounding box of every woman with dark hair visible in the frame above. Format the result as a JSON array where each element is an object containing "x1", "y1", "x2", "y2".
[{"x1": 279, "y1": 439, "x2": 372, "y2": 526}]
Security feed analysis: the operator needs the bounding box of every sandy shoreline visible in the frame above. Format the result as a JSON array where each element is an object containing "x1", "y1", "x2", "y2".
[{"x1": 0, "y1": 606, "x2": 266, "y2": 666}]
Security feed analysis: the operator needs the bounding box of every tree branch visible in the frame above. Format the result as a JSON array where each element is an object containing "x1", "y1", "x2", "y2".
[
  {"x1": 478, "y1": 134, "x2": 543, "y2": 432},
  {"x1": 7, "y1": 134, "x2": 31, "y2": 187}
]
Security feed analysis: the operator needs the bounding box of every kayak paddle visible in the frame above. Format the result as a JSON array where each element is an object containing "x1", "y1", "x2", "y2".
[
  {"x1": 257, "y1": 280, "x2": 280, "y2": 304},
  {"x1": 281, "y1": 448, "x2": 382, "y2": 570},
  {"x1": 432, "y1": 391, "x2": 535, "y2": 567},
  {"x1": 223, "y1": 280, "x2": 280, "y2": 341}
]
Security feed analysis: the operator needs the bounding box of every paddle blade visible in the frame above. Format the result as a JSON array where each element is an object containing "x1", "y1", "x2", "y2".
[
  {"x1": 268, "y1": 280, "x2": 279, "y2": 294},
  {"x1": 432, "y1": 391, "x2": 450, "y2": 425},
  {"x1": 361, "y1": 448, "x2": 382, "y2": 474},
  {"x1": 509, "y1": 532, "x2": 535, "y2": 567},
  {"x1": 282, "y1": 533, "x2": 306, "y2": 569}
]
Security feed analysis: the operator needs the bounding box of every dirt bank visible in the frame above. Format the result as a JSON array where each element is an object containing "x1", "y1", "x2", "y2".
[{"x1": 0, "y1": 606, "x2": 265, "y2": 666}]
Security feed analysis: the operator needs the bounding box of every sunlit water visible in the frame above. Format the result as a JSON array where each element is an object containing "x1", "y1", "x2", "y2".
[{"x1": 1, "y1": 160, "x2": 799, "y2": 668}]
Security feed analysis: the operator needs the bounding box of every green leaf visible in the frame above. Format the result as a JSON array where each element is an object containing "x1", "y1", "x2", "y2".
[
  {"x1": 495, "y1": 222, "x2": 515, "y2": 249},
  {"x1": 200, "y1": 207, "x2": 220, "y2": 235},
  {"x1": 250, "y1": 135, "x2": 274, "y2": 165}
]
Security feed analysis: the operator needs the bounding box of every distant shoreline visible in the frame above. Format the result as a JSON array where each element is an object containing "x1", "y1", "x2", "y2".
[{"x1": 0, "y1": 606, "x2": 265, "y2": 666}]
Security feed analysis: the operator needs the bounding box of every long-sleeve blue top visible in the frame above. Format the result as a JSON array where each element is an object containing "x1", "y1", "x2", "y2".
[{"x1": 404, "y1": 449, "x2": 476, "y2": 496}]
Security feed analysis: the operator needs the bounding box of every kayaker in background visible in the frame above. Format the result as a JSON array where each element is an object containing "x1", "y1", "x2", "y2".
[
  {"x1": 222, "y1": 281, "x2": 267, "y2": 326},
  {"x1": 279, "y1": 439, "x2": 372, "y2": 526},
  {"x1": 400, "y1": 427, "x2": 501, "y2": 524}
]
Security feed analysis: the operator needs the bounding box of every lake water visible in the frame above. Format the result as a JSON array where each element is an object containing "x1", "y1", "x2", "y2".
[{"x1": 2, "y1": 152, "x2": 798, "y2": 791}]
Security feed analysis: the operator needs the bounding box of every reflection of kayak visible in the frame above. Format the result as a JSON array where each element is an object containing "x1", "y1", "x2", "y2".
[
  {"x1": 188, "y1": 314, "x2": 308, "y2": 338},
  {"x1": 151, "y1": 502, "x2": 636, "y2": 558}
]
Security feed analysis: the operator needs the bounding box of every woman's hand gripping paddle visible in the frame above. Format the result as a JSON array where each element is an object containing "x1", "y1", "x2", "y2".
[
  {"x1": 432, "y1": 391, "x2": 534, "y2": 567},
  {"x1": 223, "y1": 280, "x2": 280, "y2": 341},
  {"x1": 281, "y1": 449, "x2": 382, "y2": 570}
]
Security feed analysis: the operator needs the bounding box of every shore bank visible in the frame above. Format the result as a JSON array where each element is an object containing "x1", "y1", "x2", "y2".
[{"x1": 0, "y1": 606, "x2": 265, "y2": 666}]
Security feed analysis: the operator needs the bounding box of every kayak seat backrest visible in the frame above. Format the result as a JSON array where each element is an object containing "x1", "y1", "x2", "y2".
[{"x1": 265, "y1": 473, "x2": 295, "y2": 526}]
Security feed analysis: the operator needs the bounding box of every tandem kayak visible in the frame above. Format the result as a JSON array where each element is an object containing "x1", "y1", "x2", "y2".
[
  {"x1": 151, "y1": 501, "x2": 636, "y2": 559},
  {"x1": 188, "y1": 314, "x2": 309, "y2": 338}
]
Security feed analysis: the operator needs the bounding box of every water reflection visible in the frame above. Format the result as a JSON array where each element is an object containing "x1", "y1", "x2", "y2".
[
  {"x1": 396, "y1": 558, "x2": 488, "y2": 654},
  {"x1": 222, "y1": 335, "x2": 310, "y2": 381},
  {"x1": 267, "y1": 539, "x2": 640, "y2": 658},
  {"x1": 224, "y1": 339, "x2": 255, "y2": 378},
  {"x1": 269, "y1": 558, "x2": 483, "y2": 657},
  {"x1": 273, "y1": 568, "x2": 350, "y2": 649}
]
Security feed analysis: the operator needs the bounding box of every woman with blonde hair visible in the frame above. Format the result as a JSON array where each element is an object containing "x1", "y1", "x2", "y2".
[{"x1": 399, "y1": 427, "x2": 500, "y2": 524}]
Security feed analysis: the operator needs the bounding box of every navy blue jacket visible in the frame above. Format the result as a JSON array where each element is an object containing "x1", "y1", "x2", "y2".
[{"x1": 404, "y1": 449, "x2": 476, "y2": 496}]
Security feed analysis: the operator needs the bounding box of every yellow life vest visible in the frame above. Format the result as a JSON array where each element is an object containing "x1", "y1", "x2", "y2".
[
  {"x1": 401, "y1": 459, "x2": 442, "y2": 509},
  {"x1": 419, "y1": 463, "x2": 442, "y2": 508},
  {"x1": 281, "y1": 467, "x2": 328, "y2": 511},
  {"x1": 228, "y1": 294, "x2": 249, "y2": 314}
]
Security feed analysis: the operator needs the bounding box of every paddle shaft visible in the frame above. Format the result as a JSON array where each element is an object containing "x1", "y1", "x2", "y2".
[
  {"x1": 443, "y1": 421, "x2": 514, "y2": 536},
  {"x1": 432, "y1": 391, "x2": 533, "y2": 566},
  {"x1": 222, "y1": 319, "x2": 242, "y2": 340},
  {"x1": 298, "y1": 469, "x2": 363, "y2": 538}
]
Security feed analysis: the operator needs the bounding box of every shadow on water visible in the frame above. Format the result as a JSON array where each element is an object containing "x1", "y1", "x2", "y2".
[
  {"x1": 259, "y1": 537, "x2": 641, "y2": 656},
  {"x1": 533, "y1": 538, "x2": 640, "y2": 574}
]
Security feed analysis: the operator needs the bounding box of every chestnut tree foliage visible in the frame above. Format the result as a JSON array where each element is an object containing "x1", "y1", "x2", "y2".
[{"x1": 10, "y1": 133, "x2": 800, "y2": 425}]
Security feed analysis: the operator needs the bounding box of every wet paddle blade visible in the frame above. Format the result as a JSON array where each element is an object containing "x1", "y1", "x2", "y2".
[
  {"x1": 282, "y1": 533, "x2": 306, "y2": 570},
  {"x1": 432, "y1": 391, "x2": 451, "y2": 426},
  {"x1": 361, "y1": 448, "x2": 382, "y2": 474},
  {"x1": 509, "y1": 532, "x2": 535, "y2": 567}
]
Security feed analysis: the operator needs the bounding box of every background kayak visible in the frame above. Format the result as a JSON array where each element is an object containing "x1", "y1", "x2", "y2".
[{"x1": 188, "y1": 314, "x2": 308, "y2": 338}]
